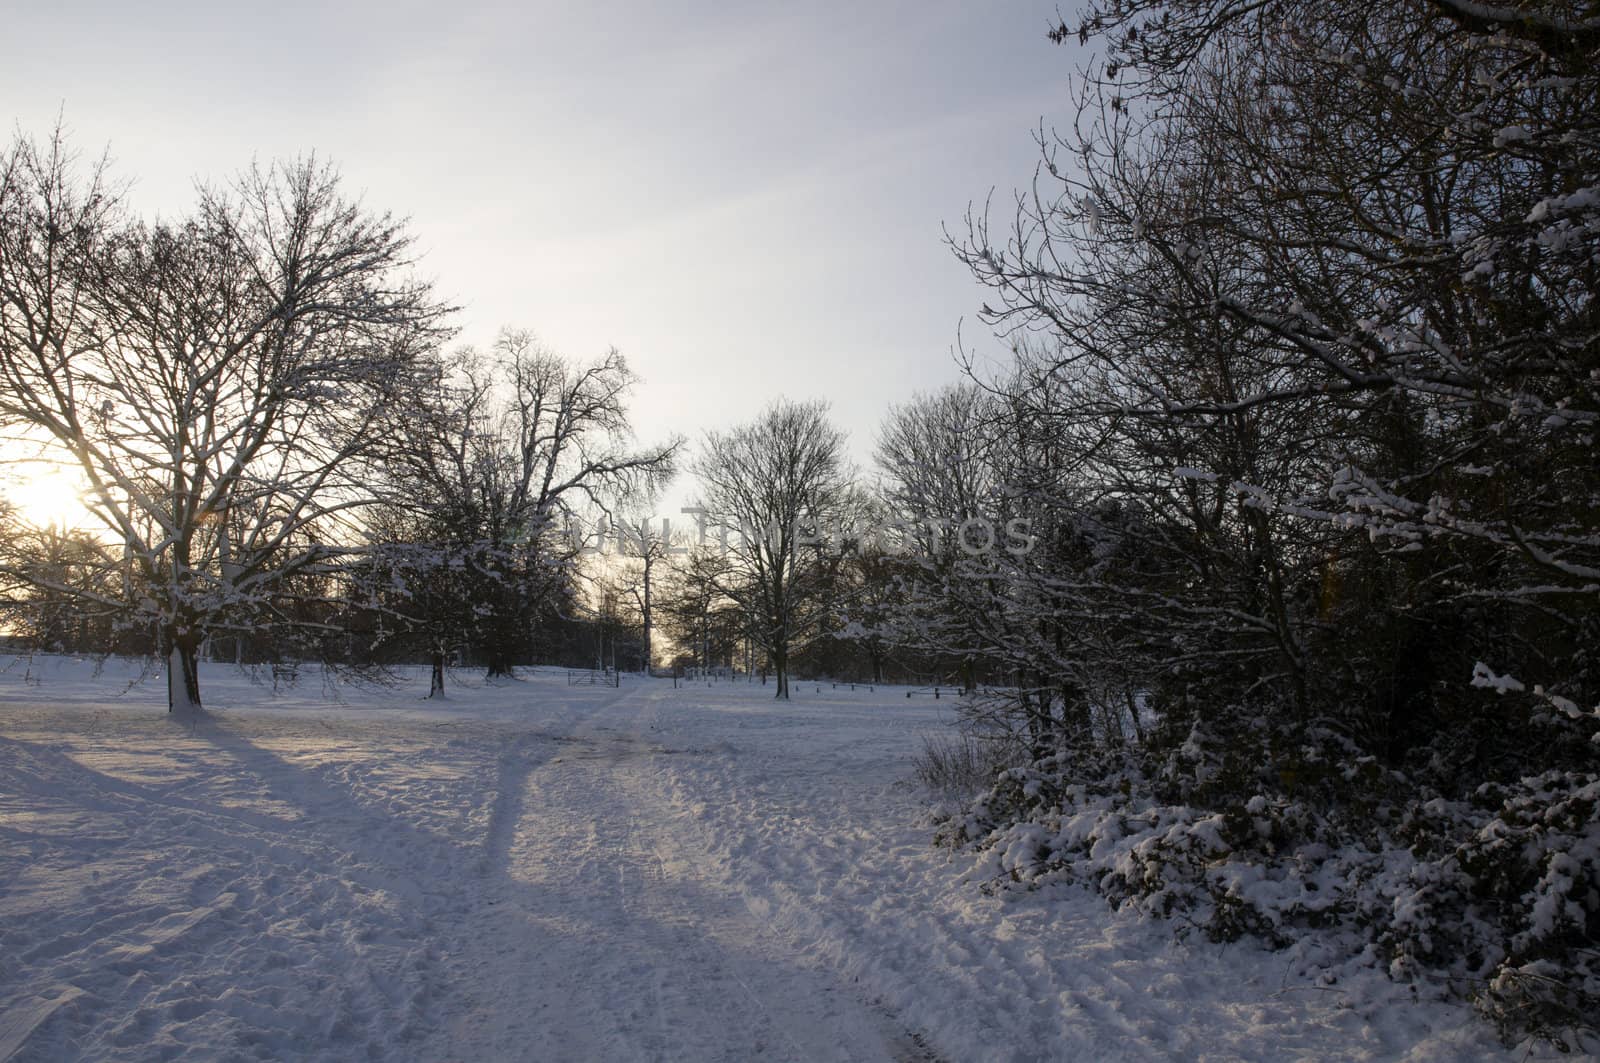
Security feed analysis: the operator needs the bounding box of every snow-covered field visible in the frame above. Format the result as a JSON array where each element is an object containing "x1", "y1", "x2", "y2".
[{"x1": 0, "y1": 657, "x2": 1531, "y2": 1061}]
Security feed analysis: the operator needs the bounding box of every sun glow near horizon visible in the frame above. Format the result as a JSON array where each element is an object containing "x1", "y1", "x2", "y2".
[{"x1": 2, "y1": 462, "x2": 95, "y2": 532}]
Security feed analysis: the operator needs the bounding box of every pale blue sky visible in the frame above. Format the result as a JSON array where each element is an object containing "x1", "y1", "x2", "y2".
[{"x1": 3, "y1": 1, "x2": 1082, "y2": 498}]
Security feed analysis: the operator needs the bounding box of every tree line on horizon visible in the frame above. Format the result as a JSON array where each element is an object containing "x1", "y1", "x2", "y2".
[{"x1": 0, "y1": 129, "x2": 1008, "y2": 705}]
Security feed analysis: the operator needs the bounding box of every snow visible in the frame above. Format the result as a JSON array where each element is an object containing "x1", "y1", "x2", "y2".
[
  {"x1": 1470, "y1": 661, "x2": 1526, "y2": 694},
  {"x1": 0, "y1": 656, "x2": 1533, "y2": 1061},
  {"x1": 1492, "y1": 125, "x2": 1530, "y2": 148}
]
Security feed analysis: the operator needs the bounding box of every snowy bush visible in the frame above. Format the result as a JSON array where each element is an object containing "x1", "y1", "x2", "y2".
[
  {"x1": 1465, "y1": 773, "x2": 1600, "y2": 1043},
  {"x1": 942, "y1": 748, "x2": 1600, "y2": 1049}
]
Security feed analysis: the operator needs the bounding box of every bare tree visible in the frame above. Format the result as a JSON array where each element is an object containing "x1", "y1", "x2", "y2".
[
  {"x1": 0, "y1": 511, "x2": 123, "y2": 654},
  {"x1": 611, "y1": 514, "x2": 676, "y2": 672},
  {"x1": 0, "y1": 129, "x2": 450, "y2": 713},
  {"x1": 691, "y1": 400, "x2": 852, "y2": 699},
  {"x1": 660, "y1": 544, "x2": 747, "y2": 675},
  {"x1": 372, "y1": 331, "x2": 678, "y2": 687},
  {"x1": 955, "y1": 0, "x2": 1600, "y2": 757}
]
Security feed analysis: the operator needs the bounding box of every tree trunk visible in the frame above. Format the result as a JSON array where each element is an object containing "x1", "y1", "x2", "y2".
[
  {"x1": 1020, "y1": 671, "x2": 1050, "y2": 762},
  {"x1": 1061, "y1": 681, "x2": 1091, "y2": 747},
  {"x1": 167, "y1": 627, "x2": 203, "y2": 715},
  {"x1": 773, "y1": 646, "x2": 790, "y2": 700},
  {"x1": 641, "y1": 567, "x2": 653, "y2": 673},
  {"x1": 429, "y1": 649, "x2": 447, "y2": 699},
  {"x1": 484, "y1": 639, "x2": 515, "y2": 680}
]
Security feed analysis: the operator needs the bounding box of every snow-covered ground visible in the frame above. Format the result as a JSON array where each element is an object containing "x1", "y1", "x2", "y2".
[{"x1": 0, "y1": 656, "x2": 1534, "y2": 1061}]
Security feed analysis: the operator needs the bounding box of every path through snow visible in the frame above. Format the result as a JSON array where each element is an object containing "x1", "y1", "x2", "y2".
[{"x1": 428, "y1": 684, "x2": 929, "y2": 1061}]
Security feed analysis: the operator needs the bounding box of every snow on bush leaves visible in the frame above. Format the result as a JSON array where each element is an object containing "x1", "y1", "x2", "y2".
[{"x1": 942, "y1": 760, "x2": 1600, "y2": 1050}]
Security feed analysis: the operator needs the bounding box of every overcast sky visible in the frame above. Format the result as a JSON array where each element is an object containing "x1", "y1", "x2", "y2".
[{"x1": 3, "y1": 0, "x2": 1082, "y2": 511}]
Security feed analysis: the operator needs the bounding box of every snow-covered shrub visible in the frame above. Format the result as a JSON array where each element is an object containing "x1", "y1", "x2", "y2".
[
  {"x1": 944, "y1": 747, "x2": 1600, "y2": 1049},
  {"x1": 1463, "y1": 772, "x2": 1600, "y2": 1043}
]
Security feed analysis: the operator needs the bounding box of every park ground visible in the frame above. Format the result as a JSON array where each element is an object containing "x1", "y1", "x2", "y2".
[{"x1": 0, "y1": 658, "x2": 1533, "y2": 1061}]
